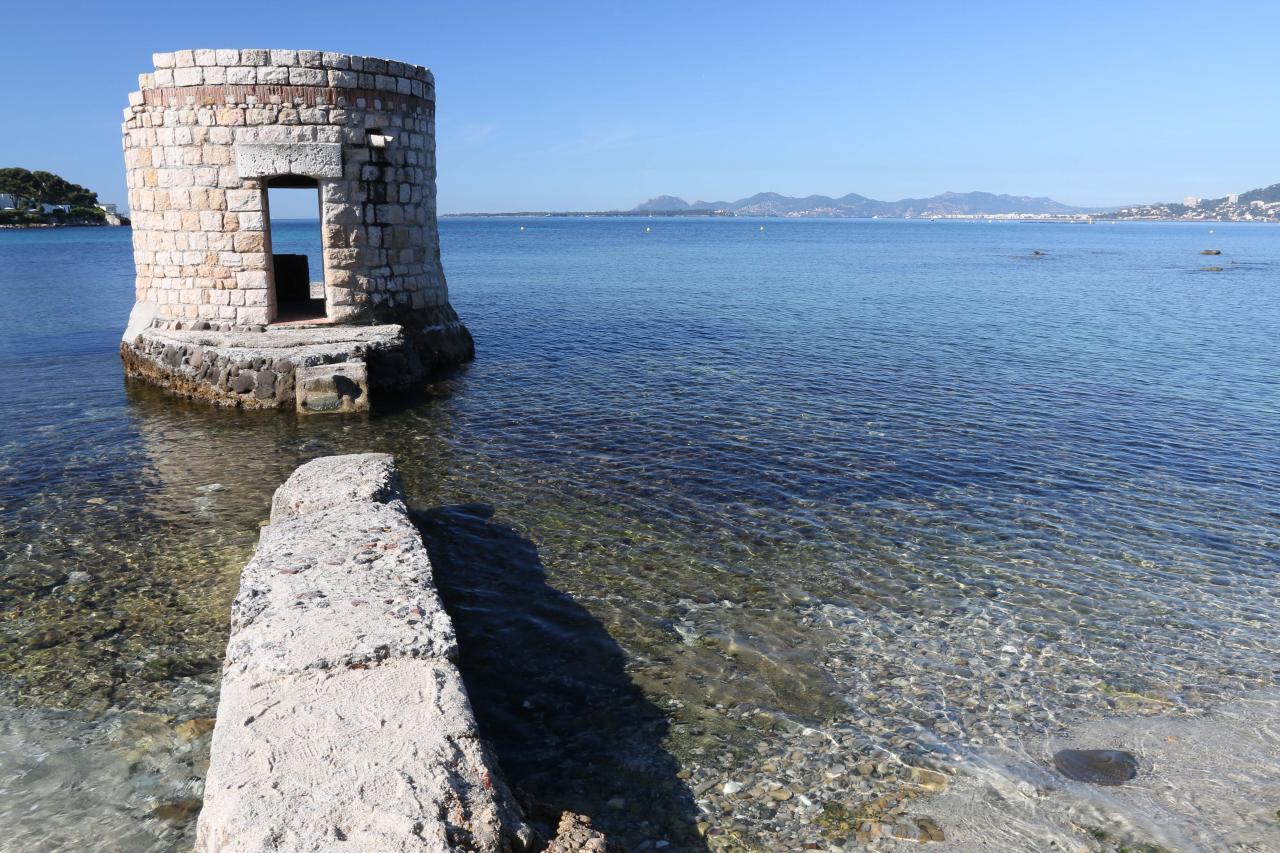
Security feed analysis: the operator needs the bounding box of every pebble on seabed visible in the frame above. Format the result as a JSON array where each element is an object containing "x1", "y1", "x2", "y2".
[{"x1": 1052, "y1": 748, "x2": 1139, "y2": 786}]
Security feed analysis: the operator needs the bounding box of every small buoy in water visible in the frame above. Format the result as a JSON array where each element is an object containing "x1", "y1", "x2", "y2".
[
  {"x1": 645, "y1": 226, "x2": 651, "y2": 232},
  {"x1": 1053, "y1": 749, "x2": 1138, "y2": 786},
  {"x1": 1200, "y1": 249, "x2": 1221, "y2": 255},
  {"x1": 519, "y1": 225, "x2": 524, "y2": 231},
  {"x1": 759, "y1": 225, "x2": 765, "y2": 231}
]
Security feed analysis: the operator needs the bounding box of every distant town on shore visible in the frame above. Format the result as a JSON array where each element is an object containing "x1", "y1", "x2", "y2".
[{"x1": 447, "y1": 181, "x2": 1280, "y2": 222}]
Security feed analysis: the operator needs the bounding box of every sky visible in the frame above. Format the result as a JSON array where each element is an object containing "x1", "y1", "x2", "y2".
[{"x1": 2, "y1": 1, "x2": 1277, "y2": 215}]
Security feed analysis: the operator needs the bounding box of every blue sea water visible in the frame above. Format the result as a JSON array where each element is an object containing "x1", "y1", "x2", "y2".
[{"x1": 0, "y1": 218, "x2": 1278, "y2": 850}]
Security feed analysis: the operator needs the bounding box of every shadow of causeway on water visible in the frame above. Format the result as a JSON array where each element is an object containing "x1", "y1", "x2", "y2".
[{"x1": 414, "y1": 505, "x2": 707, "y2": 851}]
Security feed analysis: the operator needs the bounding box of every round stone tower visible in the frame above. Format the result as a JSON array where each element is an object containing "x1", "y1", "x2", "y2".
[{"x1": 120, "y1": 49, "x2": 473, "y2": 413}]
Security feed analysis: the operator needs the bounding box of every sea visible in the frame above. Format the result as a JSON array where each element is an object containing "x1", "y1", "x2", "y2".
[{"x1": 0, "y1": 217, "x2": 1277, "y2": 852}]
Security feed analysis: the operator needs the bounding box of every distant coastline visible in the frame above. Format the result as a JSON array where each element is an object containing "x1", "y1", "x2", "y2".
[
  {"x1": 0, "y1": 221, "x2": 129, "y2": 230},
  {"x1": 444, "y1": 181, "x2": 1280, "y2": 223},
  {"x1": 441, "y1": 210, "x2": 1277, "y2": 223},
  {"x1": 443, "y1": 209, "x2": 733, "y2": 219}
]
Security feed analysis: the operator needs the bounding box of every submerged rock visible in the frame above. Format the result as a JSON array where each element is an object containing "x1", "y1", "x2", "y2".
[
  {"x1": 916, "y1": 816, "x2": 946, "y2": 842},
  {"x1": 911, "y1": 767, "x2": 949, "y2": 793},
  {"x1": 25, "y1": 629, "x2": 62, "y2": 649},
  {"x1": 1052, "y1": 748, "x2": 1138, "y2": 785},
  {"x1": 152, "y1": 798, "x2": 203, "y2": 825},
  {"x1": 174, "y1": 717, "x2": 216, "y2": 744}
]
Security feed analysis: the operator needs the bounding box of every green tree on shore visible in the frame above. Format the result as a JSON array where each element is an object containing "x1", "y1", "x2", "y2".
[
  {"x1": 0, "y1": 167, "x2": 107, "y2": 225},
  {"x1": 0, "y1": 167, "x2": 100, "y2": 210},
  {"x1": 0, "y1": 168, "x2": 35, "y2": 209}
]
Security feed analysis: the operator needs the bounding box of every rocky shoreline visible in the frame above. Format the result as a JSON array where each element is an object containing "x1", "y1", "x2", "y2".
[{"x1": 0, "y1": 221, "x2": 127, "y2": 229}]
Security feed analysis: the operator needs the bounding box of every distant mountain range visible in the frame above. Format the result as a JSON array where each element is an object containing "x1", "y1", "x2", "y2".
[{"x1": 632, "y1": 191, "x2": 1087, "y2": 218}]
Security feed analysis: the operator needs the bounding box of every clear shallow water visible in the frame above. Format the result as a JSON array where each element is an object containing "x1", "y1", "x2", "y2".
[{"x1": 1, "y1": 219, "x2": 1278, "y2": 851}]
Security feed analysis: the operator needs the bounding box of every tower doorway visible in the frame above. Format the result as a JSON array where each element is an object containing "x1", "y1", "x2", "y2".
[{"x1": 265, "y1": 176, "x2": 327, "y2": 324}]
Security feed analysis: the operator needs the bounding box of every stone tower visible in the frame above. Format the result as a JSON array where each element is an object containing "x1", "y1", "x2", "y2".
[{"x1": 119, "y1": 49, "x2": 473, "y2": 413}]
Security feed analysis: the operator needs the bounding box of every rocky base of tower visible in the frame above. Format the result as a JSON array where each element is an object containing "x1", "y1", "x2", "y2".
[{"x1": 120, "y1": 319, "x2": 474, "y2": 414}]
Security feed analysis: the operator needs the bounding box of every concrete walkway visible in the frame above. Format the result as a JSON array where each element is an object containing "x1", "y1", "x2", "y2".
[{"x1": 195, "y1": 454, "x2": 532, "y2": 852}]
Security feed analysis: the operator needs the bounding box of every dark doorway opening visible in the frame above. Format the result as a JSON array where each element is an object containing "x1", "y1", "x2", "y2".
[{"x1": 265, "y1": 176, "x2": 327, "y2": 324}]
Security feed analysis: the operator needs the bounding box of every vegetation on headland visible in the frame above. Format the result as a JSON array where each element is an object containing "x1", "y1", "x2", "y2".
[
  {"x1": 1100, "y1": 180, "x2": 1280, "y2": 222},
  {"x1": 0, "y1": 167, "x2": 126, "y2": 227}
]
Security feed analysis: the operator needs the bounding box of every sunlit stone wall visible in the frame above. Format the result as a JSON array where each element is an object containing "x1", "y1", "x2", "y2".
[{"x1": 121, "y1": 49, "x2": 465, "y2": 335}]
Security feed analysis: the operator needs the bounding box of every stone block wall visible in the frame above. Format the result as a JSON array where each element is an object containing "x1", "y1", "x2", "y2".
[
  {"x1": 122, "y1": 49, "x2": 462, "y2": 331},
  {"x1": 121, "y1": 333, "x2": 299, "y2": 406}
]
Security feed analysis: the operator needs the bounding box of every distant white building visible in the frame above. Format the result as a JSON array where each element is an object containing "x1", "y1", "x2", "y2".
[
  {"x1": 40, "y1": 203, "x2": 71, "y2": 214},
  {"x1": 97, "y1": 203, "x2": 125, "y2": 226},
  {"x1": 1184, "y1": 196, "x2": 1201, "y2": 207},
  {"x1": 1227, "y1": 193, "x2": 1240, "y2": 204}
]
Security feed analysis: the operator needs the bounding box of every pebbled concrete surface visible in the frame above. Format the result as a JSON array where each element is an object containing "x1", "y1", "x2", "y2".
[{"x1": 195, "y1": 454, "x2": 533, "y2": 852}]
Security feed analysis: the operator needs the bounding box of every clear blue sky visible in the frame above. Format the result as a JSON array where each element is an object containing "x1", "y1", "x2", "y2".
[{"x1": 3, "y1": 1, "x2": 1276, "y2": 215}]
